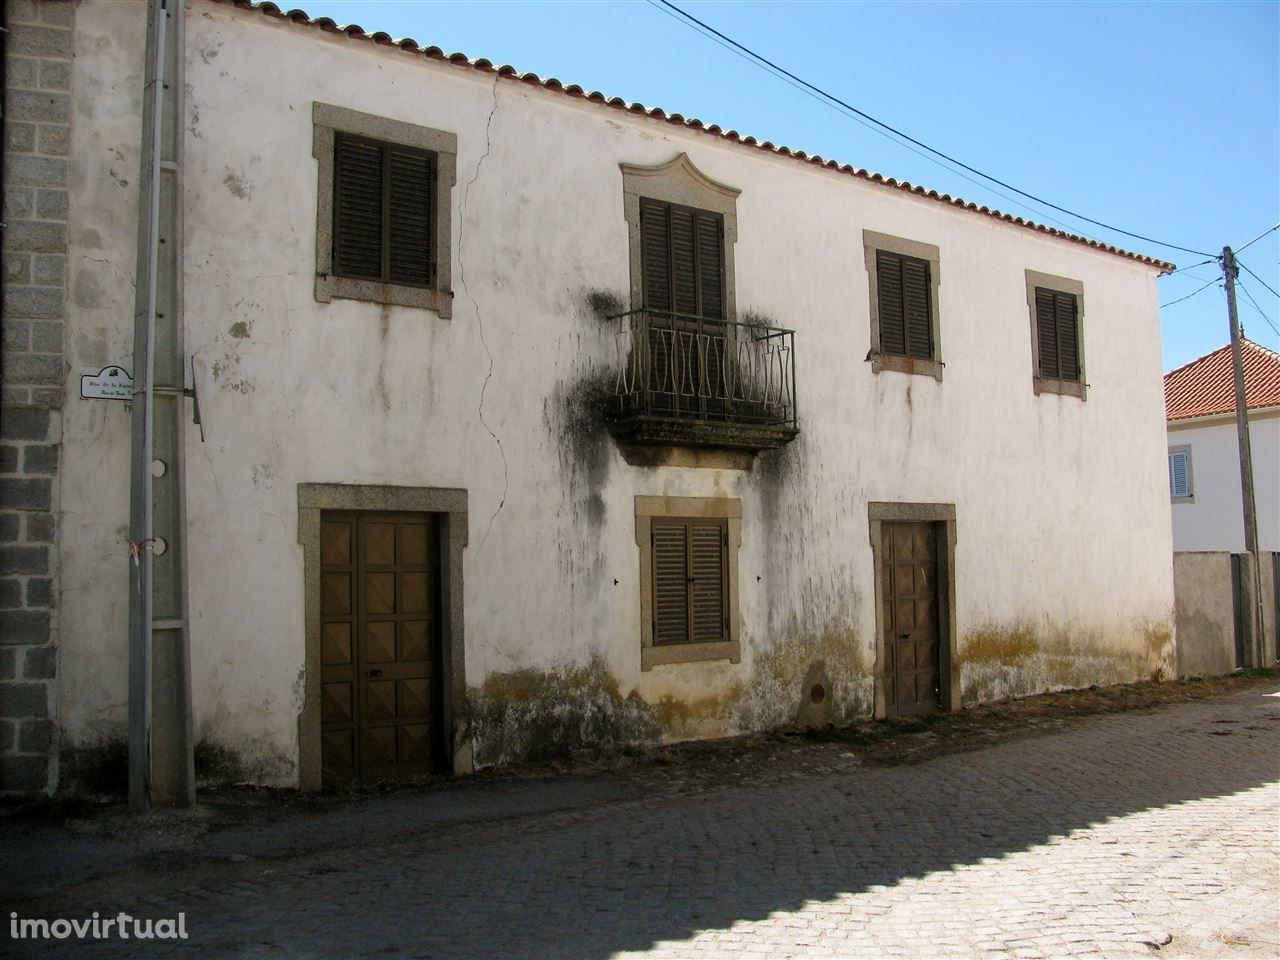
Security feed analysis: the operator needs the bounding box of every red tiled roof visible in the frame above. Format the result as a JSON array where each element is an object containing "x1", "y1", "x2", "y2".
[
  {"x1": 1164, "y1": 339, "x2": 1280, "y2": 422},
  {"x1": 214, "y1": 1, "x2": 1177, "y2": 273}
]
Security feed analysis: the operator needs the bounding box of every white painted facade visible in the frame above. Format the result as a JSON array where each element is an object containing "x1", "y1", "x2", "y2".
[
  {"x1": 57, "y1": 1, "x2": 1175, "y2": 785},
  {"x1": 1168, "y1": 411, "x2": 1280, "y2": 553}
]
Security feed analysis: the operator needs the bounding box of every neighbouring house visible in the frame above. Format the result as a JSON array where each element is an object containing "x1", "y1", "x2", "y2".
[
  {"x1": 1165, "y1": 338, "x2": 1279, "y2": 677},
  {"x1": 1165, "y1": 338, "x2": 1280, "y2": 553},
  {"x1": 1, "y1": 0, "x2": 1179, "y2": 796}
]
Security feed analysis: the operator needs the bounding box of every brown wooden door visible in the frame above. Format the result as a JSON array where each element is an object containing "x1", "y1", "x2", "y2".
[
  {"x1": 320, "y1": 512, "x2": 441, "y2": 785},
  {"x1": 881, "y1": 521, "x2": 941, "y2": 717}
]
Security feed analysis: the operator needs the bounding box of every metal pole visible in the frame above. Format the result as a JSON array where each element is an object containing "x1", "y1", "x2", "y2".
[{"x1": 1221, "y1": 246, "x2": 1265, "y2": 667}]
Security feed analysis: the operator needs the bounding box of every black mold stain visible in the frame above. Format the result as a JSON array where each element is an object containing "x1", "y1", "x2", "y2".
[{"x1": 586, "y1": 289, "x2": 626, "y2": 321}]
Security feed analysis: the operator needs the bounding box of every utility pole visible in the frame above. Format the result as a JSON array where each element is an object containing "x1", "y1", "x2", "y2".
[
  {"x1": 1221, "y1": 246, "x2": 1265, "y2": 667},
  {"x1": 128, "y1": 0, "x2": 194, "y2": 814}
]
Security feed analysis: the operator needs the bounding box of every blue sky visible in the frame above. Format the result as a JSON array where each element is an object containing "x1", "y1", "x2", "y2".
[{"x1": 299, "y1": 0, "x2": 1280, "y2": 372}]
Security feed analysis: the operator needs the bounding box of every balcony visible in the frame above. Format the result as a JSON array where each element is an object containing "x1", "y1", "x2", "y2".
[{"x1": 607, "y1": 309, "x2": 799, "y2": 464}]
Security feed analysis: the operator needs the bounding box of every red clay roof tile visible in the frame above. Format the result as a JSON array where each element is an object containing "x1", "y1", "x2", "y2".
[
  {"x1": 218, "y1": 0, "x2": 1177, "y2": 273},
  {"x1": 1164, "y1": 339, "x2": 1280, "y2": 422}
]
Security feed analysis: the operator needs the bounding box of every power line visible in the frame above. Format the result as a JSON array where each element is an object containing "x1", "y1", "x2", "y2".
[
  {"x1": 1236, "y1": 278, "x2": 1280, "y2": 337},
  {"x1": 643, "y1": 0, "x2": 1087, "y2": 236},
  {"x1": 1161, "y1": 276, "x2": 1219, "y2": 309},
  {"x1": 1236, "y1": 258, "x2": 1279, "y2": 301},
  {"x1": 1234, "y1": 222, "x2": 1280, "y2": 255},
  {"x1": 1168, "y1": 258, "x2": 1217, "y2": 276},
  {"x1": 651, "y1": 0, "x2": 1216, "y2": 258}
]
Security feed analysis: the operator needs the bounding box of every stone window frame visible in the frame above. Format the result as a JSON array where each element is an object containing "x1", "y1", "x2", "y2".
[
  {"x1": 312, "y1": 103, "x2": 457, "y2": 317},
  {"x1": 1025, "y1": 269, "x2": 1087, "y2": 400},
  {"x1": 1168, "y1": 444, "x2": 1194, "y2": 503},
  {"x1": 635, "y1": 495, "x2": 742, "y2": 670},
  {"x1": 867, "y1": 502, "x2": 960, "y2": 719},
  {"x1": 620, "y1": 152, "x2": 741, "y2": 320},
  {"x1": 863, "y1": 230, "x2": 944, "y2": 382},
  {"x1": 297, "y1": 483, "x2": 470, "y2": 790}
]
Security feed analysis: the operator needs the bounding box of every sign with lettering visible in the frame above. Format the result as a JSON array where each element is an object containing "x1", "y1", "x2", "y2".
[{"x1": 80, "y1": 366, "x2": 134, "y2": 401}]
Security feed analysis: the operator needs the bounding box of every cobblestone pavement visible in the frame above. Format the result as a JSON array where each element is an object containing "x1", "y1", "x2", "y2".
[{"x1": 4, "y1": 686, "x2": 1279, "y2": 960}]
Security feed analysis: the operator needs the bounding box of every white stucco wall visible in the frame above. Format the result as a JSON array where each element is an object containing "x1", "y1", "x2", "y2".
[
  {"x1": 59, "y1": 1, "x2": 1176, "y2": 784},
  {"x1": 1169, "y1": 412, "x2": 1280, "y2": 553}
]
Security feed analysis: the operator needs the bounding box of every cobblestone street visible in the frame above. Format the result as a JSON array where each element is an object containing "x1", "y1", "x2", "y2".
[{"x1": 3, "y1": 684, "x2": 1278, "y2": 959}]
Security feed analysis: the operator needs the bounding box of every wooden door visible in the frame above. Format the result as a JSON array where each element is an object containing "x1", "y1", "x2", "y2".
[
  {"x1": 320, "y1": 512, "x2": 441, "y2": 785},
  {"x1": 881, "y1": 521, "x2": 941, "y2": 717}
]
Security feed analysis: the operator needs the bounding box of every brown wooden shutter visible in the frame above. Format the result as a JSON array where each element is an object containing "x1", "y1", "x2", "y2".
[
  {"x1": 1035, "y1": 288, "x2": 1060, "y2": 379},
  {"x1": 902, "y1": 258, "x2": 932, "y2": 359},
  {"x1": 695, "y1": 211, "x2": 724, "y2": 320},
  {"x1": 877, "y1": 250, "x2": 907, "y2": 355},
  {"x1": 387, "y1": 148, "x2": 434, "y2": 286},
  {"x1": 670, "y1": 206, "x2": 699, "y2": 315},
  {"x1": 1054, "y1": 292, "x2": 1080, "y2": 381},
  {"x1": 652, "y1": 522, "x2": 690, "y2": 646},
  {"x1": 334, "y1": 136, "x2": 384, "y2": 280},
  {"x1": 689, "y1": 520, "x2": 728, "y2": 642},
  {"x1": 640, "y1": 198, "x2": 672, "y2": 312}
]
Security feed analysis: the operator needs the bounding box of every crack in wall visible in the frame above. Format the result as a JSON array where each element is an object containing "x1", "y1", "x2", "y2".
[{"x1": 458, "y1": 76, "x2": 507, "y2": 557}]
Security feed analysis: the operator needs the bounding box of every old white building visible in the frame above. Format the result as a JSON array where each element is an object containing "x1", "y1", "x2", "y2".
[{"x1": 1, "y1": 0, "x2": 1179, "y2": 795}]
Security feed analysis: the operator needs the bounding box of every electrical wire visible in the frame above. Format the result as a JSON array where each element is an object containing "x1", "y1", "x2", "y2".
[
  {"x1": 1168, "y1": 258, "x2": 1217, "y2": 276},
  {"x1": 643, "y1": 0, "x2": 1086, "y2": 236},
  {"x1": 1235, "y1": 279, "x2": 1280, "y2": 338},
  {"x1": 1234, "y1": 222, "x2": 1280, "y2": 255},
  {"x1": 651, "y1": 0, "x2": 1216, "y2": 258},
  {"x1": 1161, "y1": 277, "x2": 1219, "y2": 309},
  {"x1": 1236, "y1": 259, "x2": 1279, "y2": 301}
]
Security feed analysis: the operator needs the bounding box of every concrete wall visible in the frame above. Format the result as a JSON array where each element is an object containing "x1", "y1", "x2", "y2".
[
  {"x1": 1, "y1": 0, "x2": 74, "y2": 796},
  {"x1": 1169, "y1": 412, "x2": 1280, "y2": 553},
  {"x1": 1173, "y1": 551, "x2": 1279, "y2": 677},
  {"x1": 52, "y1": 1, "x2": 1176, "y2": 786}
]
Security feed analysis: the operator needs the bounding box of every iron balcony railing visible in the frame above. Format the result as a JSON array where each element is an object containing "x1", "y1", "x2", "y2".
[{"x1": 609, "y1": 309, "x2": 797, "y2": 429}]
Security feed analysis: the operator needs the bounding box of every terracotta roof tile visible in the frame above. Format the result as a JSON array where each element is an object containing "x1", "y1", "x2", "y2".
[
  {"x1": 1164, "y1": 338, "x2": 1280, "y2": 422},
  {"x1": 216, "y1": 1, "x2": 1177, "y2": 273}
]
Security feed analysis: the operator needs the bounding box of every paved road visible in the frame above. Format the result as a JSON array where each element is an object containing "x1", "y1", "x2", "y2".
[{"x1": 4, "y1": 687, "x2": 1279, "y2": 959}]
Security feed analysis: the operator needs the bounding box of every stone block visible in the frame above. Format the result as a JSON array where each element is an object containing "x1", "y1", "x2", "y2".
[
  {"x1": 22, "y1": 647, "x2": 56, "y2": 681},
  {"x1": 25, "y1": 513, "x2": 55, "y2": 543},
  {"x1": 33, "y1": 256, "x2": 65, "y2": 286},
  {"x1": 18, "y1": 718, "x2": 52, "y2": 753},
  {"x1": 39, "y1": 2, "x2": 74, "y2": 27},
  {"x1": 0, "y1": 408, "x2": 49, "y2": 441},
  {"x1": 5, "y1": 153, "x2": 68, "y2": 187},
  {"x1": 0, "y1": 448, "x2": 16, "y2": 473},
  {"x1": 38, "y1": 59, "x2": 72, "y2": 89},
  {"x1": 22, "y1": 444, "x2": 58, "y2": 475},
  {"x1": 30, "y1": 323, "x2": 63, "y2": 355},
  {"x1": 1, "y1": 388, "x2": 31, "y2": 407},
  {"x1": 0, "y1": 514, "x2": 18, "y2": 543},
  {"x1": 0, "y1": 478, "x2": 52, "y2": 511},
  {"x1": 0, "y1": 546, "x2": 47, "y2": 577},
  {"x1": 6, "y1": 221, "x2": 67, "y2": 253},
  {"x1": 4, "y1": 287, "x2": 63, "y2": 320},
  {"x1": 6, "y1": 1, "x2": 40, "y2": 23},
  {"x1": 0, "y1": 681, "x2": 49, "y2": 718},
  {"x1": 2, "y1": 354, "x2": 62, "y2": 384},
  {"x1": 0, "y1": 755, "x2": 50, "y2": 794},
  {"x1": 6, "y1": 122, "x2": 36, "y2": 153},
  {"x1": 37, "y1": 125, "x2": 70, "y2": 158},
  {"x1": 0, "y1": 609, "x2": 50, "y2": 646},
  {"x1": 0, "y1": 579, "x2": 20, "y2": 610},
  {"x1": 36, "y1": 189, "x2": 68, "y2": 221},
  {"x1": 29, "y1": 389, "x2": 63, "y2": 409},
  {"x1": 4, "y1": 255, "x2": 32, "y2": 287},
  {"x1": 6, "y1": 57, "x2": 39, "y2": 88},
  {"x1": 4, "y1": 187, "x2": 34, "y2": 221},
  {"x1": 7, "y1": 25, "x2": 73, "y2": 59},
  {"x1": 3, "y1": 319, "x2": 32, "y2": 351},
  {"x1": 26, "y1": 578, "x2": 54, "y2": 608},
  {"x1": 0, "y1": 719, "x2": 12, "y2": 750}
]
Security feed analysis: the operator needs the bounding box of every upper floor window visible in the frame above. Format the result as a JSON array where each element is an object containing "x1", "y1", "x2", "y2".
[
  {"x1": 1025, "y1": 270, "x2": 1087, "y2": 399},
  {"x1": 313, "y1": 103, "x2": 457, "y2": 317},
  {"x1": 639, "y1": 198, "x2": 725, "y2": 319},
  {"x1": 863, "y1": 231, "x2": 943, "y2": 380},
  {"x1": 1168, "y1": 445, "x2": 1193, "y2": 501}
]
